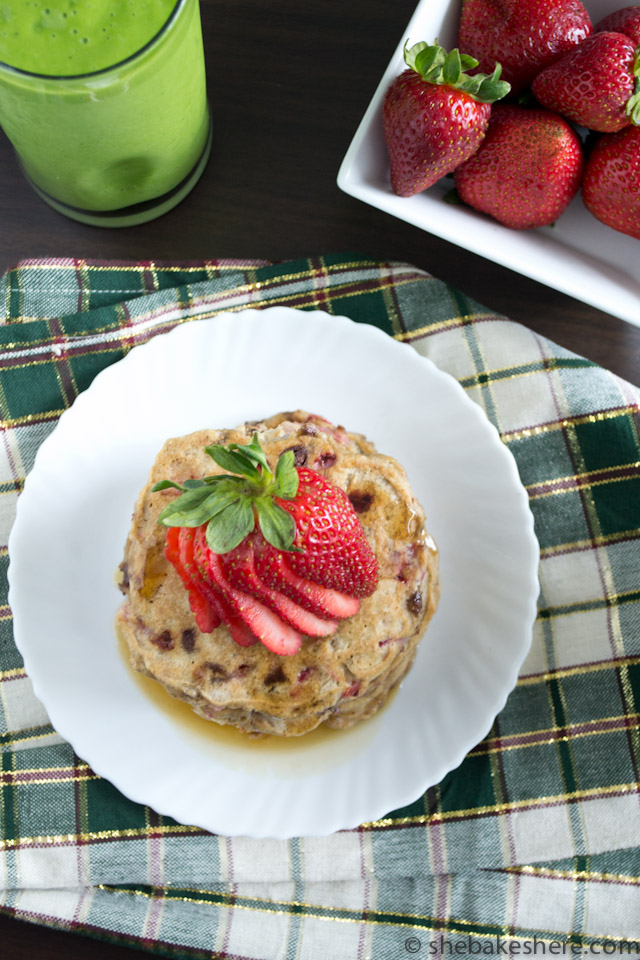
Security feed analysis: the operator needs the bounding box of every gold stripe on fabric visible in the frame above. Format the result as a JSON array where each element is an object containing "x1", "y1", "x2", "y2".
[
  {"x1": 0, "y1": 410, "x2": 66, "y2": 429},
  {"x1": 517, "y1": 654, "x2": 640, "y2": 686},
  {"x1": 501, "y1": 406, "x2": 638, "y2": 443},
  {"x1": 469, "y1": 713, "x2": 640, "y2": 755},
  {"x1": 392, "y1": 313, "x2": 498, "y2": 342},
  {"x1": 0, "y1": 822, "x2": 205, "y2": 851},
  {"x1": 93, "y1": 882, "x2": 638, "y2": 944},
  {"x1": 1, "y1": 729, "x2": 60, "y2": 747},
  {"x1": 527, "y1": 463, "x2": 640, "y2": 499},
  {"x1": 0, "y1": 770, "x2": 98, "y2": 787},
  {"x1": 539, "y1": 528, "x2": 640, "y2": 558},
  {"x1": 0, "y1": 267, "x2": 422, "y2": 357},
  {"x1": 362, "y1": 781, "x2": 640, "y2": 828},
  {"x1": 503, "y1": 864, "x2": 640, "y2": 886},
  {"x1": 0, "y1": 668, "x2": 24, "y2": 680},
  {"x1": 13, "y1": 261, "x2": 270, "y2": 275}
]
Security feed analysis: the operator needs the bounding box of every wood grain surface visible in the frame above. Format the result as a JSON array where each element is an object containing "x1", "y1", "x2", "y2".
[{"x1": 1, "y1": 0, "x2": 638, "y2": 956}]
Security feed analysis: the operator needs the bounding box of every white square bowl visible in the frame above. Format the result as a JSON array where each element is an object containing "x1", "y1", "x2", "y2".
[{"x1": 337, "y1": 0, "x2": 640, "y2": 327}]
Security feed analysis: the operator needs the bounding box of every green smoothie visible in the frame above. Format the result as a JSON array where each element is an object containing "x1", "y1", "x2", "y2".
[{"x1": 0, "y1": 0, "x2": 210, "y2": 225}]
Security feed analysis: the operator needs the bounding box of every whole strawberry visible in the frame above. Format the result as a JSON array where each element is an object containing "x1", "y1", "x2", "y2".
[
  {"x1": 582, "y1": 125, "x2": 640, "y2": 239},
  {"x1": 596, "y1": 5, "x2": 640, "y2": 45},
  {"x1": 382, "y1": 40, "x2": 510, "y2": 197},
  {"x1": 458, "y1": 0, "x2": 592, "y2": 96},
  {"x1": 154, "y1": 434, "x2": 378, "y2": 655},
  {"x1": 532, "y1": 32, "x2": 640, "y2": 133},
  {"x1": 454, "y1": 104, "x2": 584, "y2": 229}
]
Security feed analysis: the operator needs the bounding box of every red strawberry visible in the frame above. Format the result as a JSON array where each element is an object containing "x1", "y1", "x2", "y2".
[
  {"x1": 458, "y1": 0, "x2": 592, "y2": 96},
  {"x1": 582, "y1": 125, "x2": 640, "y2": 239},
  {"x1": 454, "y1": 104, "x2": 584, "y2": 229},
  {"x1": 191, "y1": 527, "x2": 258, "y2": 648},
  {"x1": 203, "y1": 540, "x2": 304, "y2": 656},
  {"x1": 596, "y1": 6, "x2": 640, "y2": 45},
  {"x1": 220, "y1": 533, "x2": 338, "y2": 638},
  {"x1": 154, "y1": 433, "x2": 378, "y2": 654},
  {"x1": 382, "y1": 40, "x2": 510, "y2": 197},
  {"x1": 532, "y1": 32, "x2": 640, "y2": 133},
  {"x1": 164, "y1": 526, "x2": 220, "y2": 633},
  {"x1": 252, "y1": 537, "x2": 360, "y2": 620},
  {"x1": 272, "y1": 468, "x2": 376, "y2": 596}
]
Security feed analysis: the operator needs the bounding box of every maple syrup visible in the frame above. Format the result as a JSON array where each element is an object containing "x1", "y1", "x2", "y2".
[{"x1": 116, "y1": 628, "x2": 382, "y2": 776}]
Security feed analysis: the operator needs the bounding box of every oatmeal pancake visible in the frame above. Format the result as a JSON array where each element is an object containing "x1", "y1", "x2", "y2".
[{"x1": 116, "y1": 411, "x2": 439, "y2": 736}]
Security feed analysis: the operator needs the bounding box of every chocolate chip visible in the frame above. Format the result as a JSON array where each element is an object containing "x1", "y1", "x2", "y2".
[
  {"x1": 302, "y1": 422, "x2": 319, "y2": 436},
  {"x1": 198, "y1": 662, "x2": 229, "y2": 682},
  {"x1": 264, "y1": 665, "x2": 287, "y2": 685},
  {"x1": 283, "y1": 443, "x2": 308, "y2": 467},
  {"x1": 151, "y1": 630, "x2": 174, "y2": 650},
  {"x1": 348, "y1": 490, "x2": 374, "y2": 513},
  {"x1": 315, "y1": 450, "x2": 336, "y2": 468},
  {"x1": 235, "y1": 663, "x2": 253, "y2": 677},
  {"x1": 181, "y1": 628, "x2": 196, "y2": 652},
  {"x1": 406, "y1": 590, "x2": 423, "y2": 615}
]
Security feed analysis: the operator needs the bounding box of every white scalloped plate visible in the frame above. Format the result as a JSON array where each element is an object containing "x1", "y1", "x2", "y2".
[{"x1": 8, "y1": 308, "x2": 539, "y2": 838}]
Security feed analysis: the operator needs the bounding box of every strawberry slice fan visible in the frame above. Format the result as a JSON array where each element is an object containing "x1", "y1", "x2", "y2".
[{"x1": 153, "y1": 432, "x2": 377, "y2": 656}]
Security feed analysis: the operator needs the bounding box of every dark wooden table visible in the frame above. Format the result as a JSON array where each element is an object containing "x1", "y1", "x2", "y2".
[{"x1": 1, "y1": 1, "x2": 638, "y2": 957}]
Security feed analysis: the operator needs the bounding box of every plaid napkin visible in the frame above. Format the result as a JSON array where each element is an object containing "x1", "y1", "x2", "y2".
[{"x1": 1, "y1": 253, "x2": 640, "y2": 959}]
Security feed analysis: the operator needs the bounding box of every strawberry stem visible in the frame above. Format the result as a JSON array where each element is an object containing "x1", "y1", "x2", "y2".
[{"x1": 403, "y1": 39, "x2": 510, "y2": 104}]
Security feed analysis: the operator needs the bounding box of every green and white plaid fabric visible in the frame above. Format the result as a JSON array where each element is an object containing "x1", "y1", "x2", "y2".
[{"x1": 1, "y1": 253, "x2": 639, "y2": 959}]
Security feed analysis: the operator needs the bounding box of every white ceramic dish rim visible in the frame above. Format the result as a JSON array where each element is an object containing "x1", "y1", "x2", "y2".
[{"x1": 8, "y1": 307, "x2": 540, "y2": 837}]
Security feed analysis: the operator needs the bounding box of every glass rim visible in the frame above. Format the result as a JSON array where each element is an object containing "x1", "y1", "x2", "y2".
[{"x1": 0, "y1": 0, "x2": 186, "y2": 82}]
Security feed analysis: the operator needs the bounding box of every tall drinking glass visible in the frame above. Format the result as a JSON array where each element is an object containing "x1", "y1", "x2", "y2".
[{"x1": 0, "y1": 0, "x2": 211, "y2": 227}]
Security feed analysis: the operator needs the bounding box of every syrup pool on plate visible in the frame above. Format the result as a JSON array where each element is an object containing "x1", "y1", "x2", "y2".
[
  {"x1": 0, "y1": 0, "x2": 211, "y2": 225},
  {"x1": 116, "y1": 627, "x2": 386, "y2": 778}
]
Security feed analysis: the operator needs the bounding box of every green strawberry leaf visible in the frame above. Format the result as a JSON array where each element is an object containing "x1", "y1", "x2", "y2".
[
  {"x1": 205, "y1": 497, "x2": 255, "y2": 553},
  {"x1": 476, "y1": 64, "x2": 511, "y2": 104},
  {"x1": 152, "y1": 479, "x2": 186, "y2": 492},
  {"x1": 205, "y1": 444, "x2": 261, "y2": 481},
  {"x1": 157, "y1": 484, "x2": 240, "y2": 527},
  {"x1": 274, "y1": 450, "x2": 299, "y2": 499},
  {"x1": 230, "y1": 433, "x2": 270, "y2": 472},
  {"x1": 460, "y1": 53, "x2": 479, "y2": 70},
  {"x1": 443, "y1": 48, "x2": 462, "y2": 86},
  {"x1": 182, "y1": 478, "x2": 208, "y2": 489},
  {"x1": 457, "y1": 74, "x2": 484, "y2": 97},
  {"x1": 410, "y1": 42, "x2": 443, "y2": 77},
  {"x1": 255, "y1": 497, "x2": 297, "y2": 551}
]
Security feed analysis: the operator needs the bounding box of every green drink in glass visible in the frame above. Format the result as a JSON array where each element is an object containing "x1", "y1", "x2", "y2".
[{"x1": 0, "y1": 0, "x2": 211, "y2": 227}]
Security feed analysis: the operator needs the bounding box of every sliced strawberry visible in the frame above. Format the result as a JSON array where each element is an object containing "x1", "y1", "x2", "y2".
[
  {"x1": 165, "y1": 526, "x2": 220, "y2": 633},
  {"x1": 203, "y1": 542, "x2": 303, "y2": 656},
  {"x1": 253, "y1": 537, "x2": 360, "y2": 620},
  {"x1": 221, "y1": 534, "x2": 339, "y2": 638},
  {"x1": 192, "y1": 527, "x2": 257, "y2": 647},
  {"x1": 274, "y1": 468, "x2": 378, "y2": 598}
]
